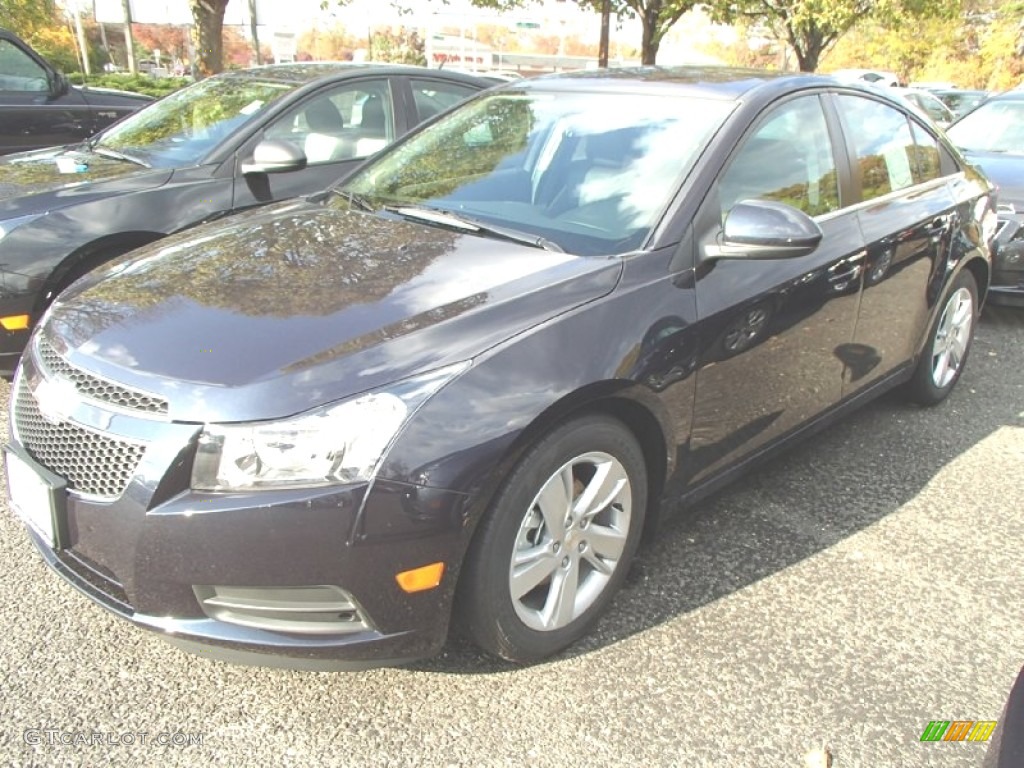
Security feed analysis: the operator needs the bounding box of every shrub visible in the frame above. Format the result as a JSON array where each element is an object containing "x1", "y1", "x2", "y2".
[{"x1": 66, "y1": 72, "x2": 190, "y2": 98}]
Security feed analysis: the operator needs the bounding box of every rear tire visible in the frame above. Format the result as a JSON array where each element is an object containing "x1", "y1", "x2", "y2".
[
  {"x1": 460, "y1": 414, "x2": 647, "y2": 663},
  {"x1": 906, "y1": 270, "x2": 978, "y2": 405}
]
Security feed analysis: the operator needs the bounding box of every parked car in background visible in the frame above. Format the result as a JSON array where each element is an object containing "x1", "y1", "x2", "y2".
[
  {"x1": 830, "y1": 68, "x2": 900, "y2": 87},
  {"x1": 908, "y1": 81, "x2": 957, "y2": 91},
  {"x1": 930, "y1": 88, "x2": 989, "y2": 119},
  {"x1": 4, "y1": 67, "x2": 995, "y2": 669},
  {"x1": 946, "y1": 91, "x2": 1024, "y2": 305},
  {"x1": 893, "y1": 87, "x2": 955, "y2": 127},
  {"x1": 0, "y1": 62, "x2": 489, "y2": 375},
  {"x1": 0, "y1": 27, "x2": 151, "y2": 155}
]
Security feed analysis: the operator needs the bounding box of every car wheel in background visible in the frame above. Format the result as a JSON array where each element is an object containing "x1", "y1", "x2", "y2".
[{"x1": 461, "y1": 415, "x2": 648, "y2": 663}]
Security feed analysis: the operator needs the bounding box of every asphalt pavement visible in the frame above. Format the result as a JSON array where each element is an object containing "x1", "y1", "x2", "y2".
[{"x1": 0, "y1": 305, "x2": 1021, "y2": 768}]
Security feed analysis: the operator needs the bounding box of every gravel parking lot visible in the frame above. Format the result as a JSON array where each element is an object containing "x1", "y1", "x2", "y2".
[{"x1": 0, "y1": 306, "x2": 1021, "y2": 768}]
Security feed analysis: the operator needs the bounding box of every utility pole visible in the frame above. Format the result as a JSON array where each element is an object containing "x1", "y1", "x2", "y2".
[
  {"x1": 248, "y1": 0, "x2": 262, "y2": 65},
  {"x1": 121, "y1": 0, "x2": 136, "y2": 73},
  {"x1": 598, "y1": 0, "x2": 611, "y2": 68},
  {"x1": 72, "y1": 2, "x2": 91, "y2": 75}
]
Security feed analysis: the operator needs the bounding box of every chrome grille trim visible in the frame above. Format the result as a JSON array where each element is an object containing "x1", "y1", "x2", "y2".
[
  {"x1": 13, "y1": 376, "x2": 146, "y2": 499},
  {"x1": 35, "y1": 336, "x2": 169, "y2": 416}
]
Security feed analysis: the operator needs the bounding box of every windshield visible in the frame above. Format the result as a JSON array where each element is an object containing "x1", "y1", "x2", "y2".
[
  {"x1": 337, "y1": 88, "x2": 734, "y2": 256},
  {"x1": 947, "y1": 99, "x2": 1024, "y2": 154},
  {"x1": 94, "y1": 75, "x2": 298, "y2": 167}
]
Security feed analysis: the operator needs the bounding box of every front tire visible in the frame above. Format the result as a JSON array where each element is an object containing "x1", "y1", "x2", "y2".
[
  {"x1": 460, "y1": 414, "x2": 648, "y2": 663},
  {"x1": 907, "y1": 269, "x2": 978, "y2": 405}
]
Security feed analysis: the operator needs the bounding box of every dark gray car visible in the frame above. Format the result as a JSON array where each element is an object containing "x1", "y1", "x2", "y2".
[
  {"x1": 946, "y1": 91, "x2": 1024, "y2": 305},
  {"x1": 0, "y1": 27, "x2": 151, "y2": 154},
  {"x1": 0, "y1": 62, "x2": 489, "y2": 374}
]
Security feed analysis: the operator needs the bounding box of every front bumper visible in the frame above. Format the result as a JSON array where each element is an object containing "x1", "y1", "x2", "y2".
[{"x1": 7, "y1": 345, "x2": 472, "y2": 669}]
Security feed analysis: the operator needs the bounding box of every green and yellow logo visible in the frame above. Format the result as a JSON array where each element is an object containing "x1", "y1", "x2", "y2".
[{"x1": 920, "y1": 720, "x2": 997, "y2": 742}]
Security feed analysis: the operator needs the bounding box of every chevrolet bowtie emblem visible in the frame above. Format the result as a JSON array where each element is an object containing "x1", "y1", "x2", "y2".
[{"x1": 32, "y1": 376, "x2": 79, "y2": 424}]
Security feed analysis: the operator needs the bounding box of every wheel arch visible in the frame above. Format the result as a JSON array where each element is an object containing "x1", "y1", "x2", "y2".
[
  {"x1": 914, "y1": 255, "x2": 989, "y2": 361},
  {"x1": 458, "y1": 380, "x2": 676, "y2": 562},
  {"x1": 447, "y1": 378, "x2": 677, "y2": 648},
  {"x1": 962, "y1": 254, "x2": 990, "y2": 307},
  {"x1": 36, "y1": 230, "x2": 166, "y2": 312}
]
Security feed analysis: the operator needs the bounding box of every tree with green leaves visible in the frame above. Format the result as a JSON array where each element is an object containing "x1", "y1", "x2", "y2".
[
  {"x1": 707, "y1": 0, "x2": 956, "y2": 72},
  {"x1": 602, "y1": 0, "x2": 702, "y2": 64},
  {"x1": 0, "y1": 0, "x2": 57, "y2": 38}
]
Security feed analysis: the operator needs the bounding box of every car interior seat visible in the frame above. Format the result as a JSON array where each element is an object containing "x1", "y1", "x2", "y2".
[
  {"x1": 546, "y1": 128, "x2": 642, "y2": 215},
  {"x1": 354, "y1": 94, "x2": 388, "y2": 157},
  {"x1": 302, "y1": 99, "x2": 353, "y2": 164}
]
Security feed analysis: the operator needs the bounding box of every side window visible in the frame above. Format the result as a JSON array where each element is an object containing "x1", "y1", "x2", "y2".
[
  {"x1": 410, "y1": 78, "x2": 479, "y2": 122},
  {"x1": 718, "y1": 95, "x2": 839, "y2": 218},
  {"x1": 263, "y1": 79, "x2": 393, "y2": 165},
  {"x1": 0, "y1": 39, "x2": 48, "y2": 92},
  {"x1": 835, "y1": 95, "x2": 921, "y2": 201}
]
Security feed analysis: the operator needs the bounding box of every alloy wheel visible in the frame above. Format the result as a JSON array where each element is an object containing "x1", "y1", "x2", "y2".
[
  {"x1": 930, "y1": 286, "x2": 973, "y2": 389},
  {"x1": 508, "y1": 451, "x2": 632, "y2": 632}
]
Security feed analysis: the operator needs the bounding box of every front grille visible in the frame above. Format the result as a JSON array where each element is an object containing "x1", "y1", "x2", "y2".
[
  {"x1": 36, "y1": 336, "x2": 169, "y2": 415},
  {"x1": 14, "y1": 377, "x2": 146, "y2": 499}
]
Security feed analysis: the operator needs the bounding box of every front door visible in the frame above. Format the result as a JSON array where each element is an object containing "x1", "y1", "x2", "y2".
[
  {"x1": 0, "y1": 37, "x2": 89, "y2": 153},
  {"x1": 232, "y1": 78, "x2": 397, "y2": 210},
  {"x1": 686, "y1": 93, "x2": 866, "y2": 484}
]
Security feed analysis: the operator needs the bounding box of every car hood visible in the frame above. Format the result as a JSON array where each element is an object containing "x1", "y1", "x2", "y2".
[
  {"x1": 961, "y1": 150, "x2": 1024, "y2": 208},
  {"x1": 0, "y1": 145, "x2": 171, "y2": 213},
  {"x1": 41, "y1": 199, "x2": 622, "y2": 422}
]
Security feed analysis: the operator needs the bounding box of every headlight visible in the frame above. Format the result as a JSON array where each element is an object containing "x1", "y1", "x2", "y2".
[
  {"x1": 191, "y1": 362, "x2": 468, "y2": 491},
  {"x1": 0, "y1": 213, "x2": 45, "y2": 240}
]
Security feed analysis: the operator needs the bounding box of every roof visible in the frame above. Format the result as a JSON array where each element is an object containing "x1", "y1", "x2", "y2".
[
  {"x1": 515, "y1": 65, "x2": 832, "y2": 100},
  {"x1": 217, "y1": 62, "x2": 489, "y2": 87}
]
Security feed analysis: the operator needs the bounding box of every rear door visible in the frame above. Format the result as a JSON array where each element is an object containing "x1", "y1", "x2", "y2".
[
  {"x1": 829, "y1": 92, "x2": 960, "y2": 395},
  {"x1": 687, "y1": 92, "x2": 867, "y2": 484},
  {"x1": 403, "y1": 75, "x2": 484, "y2": 128}
]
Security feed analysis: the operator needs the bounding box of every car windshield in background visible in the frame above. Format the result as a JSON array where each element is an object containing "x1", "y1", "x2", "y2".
[
  {"x1": 93, "y1": 75, "x2": 298, "y2": 167},
  {"x1": 947, "y1": 99, "x2": 1024, "y2": 154},
  {"x1": 935, "y1": 89, "x2": 988, "y2": 118},
  {"x1": 338, "y1": 90, "x2": 734, "y2": 256}
]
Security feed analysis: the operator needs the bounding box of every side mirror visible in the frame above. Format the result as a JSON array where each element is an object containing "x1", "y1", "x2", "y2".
[
  {"x1": 241, "y1": 139, "x2": 308, "y2": 175},
  {"x1": 706, "y1": 199, "x2": 823, "y2": 260},
  {"x1": 48, "y1": 71, "x2": 69, "y2": 98}
]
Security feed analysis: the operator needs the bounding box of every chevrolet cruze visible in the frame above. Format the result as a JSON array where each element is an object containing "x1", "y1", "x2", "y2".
[{"x1": 5, "y1": 67, "x2": 995, "y2": 668}]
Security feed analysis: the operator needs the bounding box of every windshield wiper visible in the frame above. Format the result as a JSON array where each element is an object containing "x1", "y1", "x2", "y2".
[
  {"x1": 388, "y1": 205, "x2": 563, "y2": 252},
  {"x1": 90, "y1": 144, "x2": 151, "y2": 168}
]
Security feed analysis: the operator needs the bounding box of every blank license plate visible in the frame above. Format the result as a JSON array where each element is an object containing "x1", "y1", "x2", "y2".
[{"x1": 5, "y1": 447, "x2": 62, "y2": 548}]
